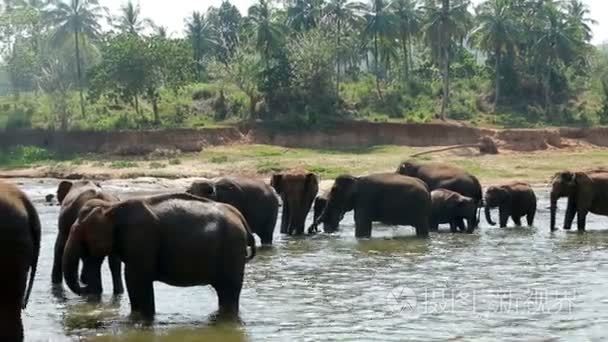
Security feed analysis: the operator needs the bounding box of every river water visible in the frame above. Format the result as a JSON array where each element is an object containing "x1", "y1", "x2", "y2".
[{"x1": 17, "y1": 178, "x2": 608, "y2": 341}]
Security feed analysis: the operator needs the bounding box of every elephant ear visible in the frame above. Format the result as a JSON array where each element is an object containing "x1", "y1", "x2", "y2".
[
  {"x1": 270, "y1": 174, "x2": 283, "y2": 194},
  {"x1": 57, "y1": 181, "x2": 73, "y2": 204},
  {"x1": 574, "y1": 172, "x2": 593, "y2": 209}
]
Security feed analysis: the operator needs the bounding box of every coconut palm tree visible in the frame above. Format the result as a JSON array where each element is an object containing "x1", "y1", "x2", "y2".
[
  {"x1": 324, "y1": 0, "x2": 364, "y2": 94},
  {"x1": 364, "y1": 0, "x2": 397, "y2": 100},
  {"x1": 565, "y1": 0, "x2": 595, "y2": 42},
  {"x1": 113, "y1": 0, "x2": 151, "y2": 36},
  {"x1": 422, "y1": 0, "x2": 471, "y2": 120},
  {"x1": 471, "y1": 0, "x2": 518, "y2": 111},
  {"x1": 47, "y1": 0, "x2": 103, "y2": 118},
  {"x1": 186, "y1": 11, "x2": 214, "y2": 81},
  {"x1": 246, "y1": 0, "x2": 284, "y2": 71},
  {"x1": 391, "y1": 0, "x2": 420, "y2": 81}
]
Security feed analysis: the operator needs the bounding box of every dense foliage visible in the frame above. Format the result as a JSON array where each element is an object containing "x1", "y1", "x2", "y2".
[{"x1": 0, "y1": 0, "x2": 605, "y2": 130}]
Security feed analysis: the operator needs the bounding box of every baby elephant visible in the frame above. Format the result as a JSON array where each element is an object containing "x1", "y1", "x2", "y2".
[
  {"x1": 485, "y1": 182, "x2": 537, "y2": 227},
  {"x1": 430, "y1": 189, "x2": 478, "y2": 233}
]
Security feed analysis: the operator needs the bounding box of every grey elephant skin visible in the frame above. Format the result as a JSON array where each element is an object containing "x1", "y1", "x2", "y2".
[
  {"x1": 187, "y1": 176, "x2": 279, "y2": 245},
  {"x1": 271, "y1": 172, "x2": 319, "y2": 235},
  {"x1": 311, "y1": 173, "x2": 431, "y2": 238},
  {"x1": 485, "y1": 182, "x2": 537, "y2": 228},
  {"x1": 62, "y1": 193, "x2": 256, "y2": 320},
  {"x1": 430, "y1": 188, "x2": 477, "y2": 233},
  {"x1": 52, "y1": 181, "x2": 124, "y2": 296},
  {"x1": 397, "y1": 160, "x2": 483, "y2": 228},
  {"x1": 550, "y1": 170, "x2": 608, "y2": 231},
  {"x1": 0, "y1": 181, "x2": 40, "y2": 342}
]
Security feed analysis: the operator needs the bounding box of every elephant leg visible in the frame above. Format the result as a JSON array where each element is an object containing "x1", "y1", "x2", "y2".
[
  {"x1": 125, "y1": 267, "x2": 155, "y2": 320},
  {"x1": 214, "y1": 271, "x2": 244, "y2": 319},
  {"x1": 564, "y1": 198, "x2": 576, "y2": 230},
  {"x1": 512, "y1": 216, "x2": 522, "y2": 227},
  {"x1": 415, "y1": 219, "x2": 430, "y2": 237},
  {"x1": 456, "y1": 218, "x2": 467, "y2": 232},
  {"x1": 429, "y1": 219, "x2": 439, "y2": 232},
  {"x1": 499, "y1": 209, "x2": 509, "y2": 228},
  {"x1": 280, "y1": 202, "x2": 290, "y2": 235},
  {"x1": 51, "y1": 232, "x2": 67, "y2": 284},
  {"x1": 0, "y1": 260, "x2": 27, "y2": 342},
  {"x1": 354, "y1": 210, "x2": 372, "y2": 238},
  {"x1": 577, "y1": 210, "x2": 588, "y2": 232},
  {"x1": 82, "y1": 257, "x2": 103, "y2": 296},
  {"x1": 449, "y1": 221, "x2": 458, "y2": 233},
  {"x1": 108, "y1": 255, "x2": 124, "y2": 295},
  {"x1": 527, "y1": 210, "x2": 535, "y2": 227}
]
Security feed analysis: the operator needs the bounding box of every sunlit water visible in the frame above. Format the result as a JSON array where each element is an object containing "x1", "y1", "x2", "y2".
[{"x1": 17, "y1": 178, "x2": 608, "y2": 341}]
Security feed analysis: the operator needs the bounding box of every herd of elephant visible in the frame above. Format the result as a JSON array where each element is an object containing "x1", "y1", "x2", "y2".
[{"x1": 3, "y1": 159, "x2": 608, "y2": 341}]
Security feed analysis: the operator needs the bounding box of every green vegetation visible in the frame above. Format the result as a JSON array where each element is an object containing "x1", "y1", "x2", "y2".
[
  {"x1": 0, "y1": 146, "x2": 62, "y2": 168},
  {"x1": 0, "y1": 0, "x2": 604, "y2": 131}
]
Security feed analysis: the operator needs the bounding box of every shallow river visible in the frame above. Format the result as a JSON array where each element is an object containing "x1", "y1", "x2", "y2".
[{"x1": 17, "y1": 178, "x2": 608, "y2": 341}]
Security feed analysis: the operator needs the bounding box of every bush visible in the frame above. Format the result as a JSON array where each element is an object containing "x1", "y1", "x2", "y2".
[{"x1": 0, "y1": 146, "x2": 55, "y2": 167}]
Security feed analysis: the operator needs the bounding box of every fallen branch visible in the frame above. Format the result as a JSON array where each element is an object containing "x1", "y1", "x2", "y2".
[
  {"x1": 410, "y1": 144, "x2": 481, "y2": 158},
  {"x1": 410, "y1": 136, "x2": 499, "y2": 158}
]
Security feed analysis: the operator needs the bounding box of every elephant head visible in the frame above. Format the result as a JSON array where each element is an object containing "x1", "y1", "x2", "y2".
[
  {"x1": 549, "y1": 171, "x2": 593, "y2": 231},
  {"x1": 62, "y1": 199, "x2": 156, "y2": 295},
  {"x1": 309, "y1": 175, "x2": 357, "y2": 233},
  {"x1": 186, "y1": 180, "x2": 217, "y2": 199},
  {"x1": 271, "y1": 172, "x2": 319, "y2": 235},
  {"x1": 396, "y1": 160, "x2": 421, "y2": 177},
  {"x1": 57, "y1": 180, "x2": 101, "y2": 205},
  {"x1": 484, "y1": 186, "x2": 510, "y2": 226}
]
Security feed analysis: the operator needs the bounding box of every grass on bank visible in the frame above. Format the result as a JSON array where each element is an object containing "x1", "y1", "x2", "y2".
[{"x1": 2, "y1": 144, "x2": 608, "y2": 184}]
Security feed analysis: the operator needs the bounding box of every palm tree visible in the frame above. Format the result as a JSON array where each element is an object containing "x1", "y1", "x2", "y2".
[
  {"x1": 47, "y1": 0, "x2": 103, "y2": 118},
  {"x1": 391, "y1": 0, "x2": 420, "y2": 82},
  {"x1": 113, "y1": 0, "x2": 151, "y2": 36},
  {"x1": 422, "y1": 0, "x2": 471, "y2": 120},
  {"x1": 364, "y1": 0, "x2": 396, "y2": 100},
  {"x1": 186, "y1": 11, "x2": 213, "y2": 81},
  {"x1": 533, "y1": 1, "x2": 580, "y2": 113},
  {"x1": 565, "y1": 0, "x2": 595, "y2": 42},
  {"x1": 246, "y1": 0, "x2": 284, "y2": 71},
  {"x1": 11, "y1": 0, "x2": 50, "y2": 54},
  {"x1": 471, "y1": 0, "x2": 518, "y2": 111},
  {"x1": 324, "y1": 0, "x2": 364, "y2": 94},
  {"x1": 287, "y1": 0, "x2": 322, "y2": 32}
]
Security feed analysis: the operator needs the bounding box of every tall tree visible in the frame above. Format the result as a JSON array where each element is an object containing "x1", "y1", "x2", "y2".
[
  {"x1": 364, "y1": 0, "x2": 396, "y2": 100},
  {"x1": 422, "y1": 0, "x2": 471, "y2": 120},
  {"x1": 47, "y1": 0, "x2": 103, "y2": 118},
  {"x1": 391, "y1": 0, "x2": 420, "y2": 82},
  {"x1": 471, "y1": 0, "x2": 518, "y2": 111},
  {"x1": 324, "y1": 0, "x2": 364, "y2": 95},
  {"x1": 212, "y1": 0, "x2": 242, "y2": 64},
  {"x1": 113, "y1": 0, "x2": 150, "y2": 36},
  {"x1": 246, "y1": 0, "x2": 284, "y2": 70},
  {"x1": 287, "y1": 0, "x2": 322, "y2": 32},
  {"x1": 185, "y1": 11, "x2": 213, "y2": 81}
]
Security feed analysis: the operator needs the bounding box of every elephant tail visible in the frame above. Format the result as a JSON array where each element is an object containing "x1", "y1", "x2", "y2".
[
  {"x1": 22, "y1": 194, "x2": 41, "y2": 309},
  {"x1": 238, "y1": 214, "x2": 256, "y2": 262}
]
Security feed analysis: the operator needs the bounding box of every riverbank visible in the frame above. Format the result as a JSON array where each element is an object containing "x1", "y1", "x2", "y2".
[{"x1": 1, "y1": 143, "x2": 606, "y2": 189}]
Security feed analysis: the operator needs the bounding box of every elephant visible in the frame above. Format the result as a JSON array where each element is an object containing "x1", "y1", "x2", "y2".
[
  {"x1": 485, "y1": 182, "x2": 537, "y2": 228},
  {"x1": 62, "y1": 192, "x2": 256, "y2": 320},
  {"x1": 309, "y1": 173, "x2": 430, "y2": 238},
  {"x1": 52, "y1": 180, "x2": 124, "y2": 296},
  {"x1": 0, "y1": 181, "x2": 40, "y2": 342},
  {"x1": 550, "y1": 170, "x2": 608, "y2": 232},
  {"x1": 187, "y1": 176, "x2": 279, "y2": 245},
  {"x1": 311, "y1": 193, "x2": 344, "y2": 233},
  {"x1": 271, "y1": 172, "x2": 319, "y2": 235},
  {"x1": 396, "y1": 160, "x2": 483, "y2": 229},
  {"x1": 430, "y1": 189, "x2": 477, "y2": 233}
]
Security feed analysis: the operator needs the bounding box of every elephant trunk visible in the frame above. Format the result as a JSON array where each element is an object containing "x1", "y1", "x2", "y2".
[
  {"x1": 308, "y1": 207, "x2": 325, "y2": 234},
  {"x1": 62, "y1": 230, "x2": 86, "y2": 296},
  {"x1": 550, "y1": 193, "x2": 558, "y2": 231},
  {"x1": 485, "y1": 204, "x2": 496, "y2": 226}
]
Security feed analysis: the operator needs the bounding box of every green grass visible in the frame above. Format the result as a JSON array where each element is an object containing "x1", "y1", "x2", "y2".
[
  {"x1": 169, "y1": 158, "x2": 182, "y2": 165},
  {"x1": 109, "y1": 161, "x2": 138, "y2": 169},
  {"x1": 0, "y1": 146, "x2": 64, "y2": 169},
  {"x1": 149, "y1": 162, "x2": 167, "y2": 169}
]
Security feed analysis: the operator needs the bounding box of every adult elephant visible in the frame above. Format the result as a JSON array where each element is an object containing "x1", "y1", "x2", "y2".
[
  {"x1": 396, "y1": 160, "x2": 483, "y2": 228},
  {"x1": 187, "y1": 176, "x2": 279, "y2": 245},
  {"x1": 430, "y1": 189, "x2": 477, "y2": 233},
  {"x1": 52, "y1": 181, "x2": 124, "y2": 295},
  {"x1": 550, "y1": 170, "x2": 608, "y2": 232},
  {"x1": 0, "y1": 181, "x2": 40, "y2": 342},
  {"x1": 271, "y1": 172, "x2": 318, "y2": 235},
  {"x1": 485, "y1": 182, "x2": 537, "y2": 228},
  {"x1": 62, "y1": 193, "x2": 256, "y2": 320},
  {"x1": 309, "y1": 173, "x2": 430, "y2": 238}
]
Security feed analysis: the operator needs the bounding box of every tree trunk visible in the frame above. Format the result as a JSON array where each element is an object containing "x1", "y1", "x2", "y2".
[
  {"x1": 544, "y1": 63, "x2": 551, "y2": 116},
  {"x1": 439, "y1": 0, "x2": 450, "y2": 121},
  {"x1": 401, "y1": 30, "x2": 409, "y2": 83},
  {"x1": 408, "y1": 34, "x2": 414, "y2": 75},
  {"x1": 74, "y1": 29, "x2": 86, "y2": 118},
  {"x1": 494, "y1": 48, "x2": 500, "y2": 112},
  {"x1": 134, "y1": 95, "x2": 140, "y2": 117},
  {"x1": 336, "y1": 19, "x2": 341, "y2": 96},
  {"x1": 373, "y1": 33, "x2": 383, "y2": 101},
  {"x1": 152, "y1": 96, "x2": 159, "y2": 124}
]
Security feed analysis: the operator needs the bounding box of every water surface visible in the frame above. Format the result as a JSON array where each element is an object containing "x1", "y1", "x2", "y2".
[{"x1": 18, "y1": 179, "x2": 608, "y2": 341}]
